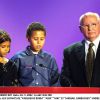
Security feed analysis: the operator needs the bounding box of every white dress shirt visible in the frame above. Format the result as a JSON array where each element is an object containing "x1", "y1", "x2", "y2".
[{"x1": 85, "y1": 35, "x2": 100, "y2": 61}]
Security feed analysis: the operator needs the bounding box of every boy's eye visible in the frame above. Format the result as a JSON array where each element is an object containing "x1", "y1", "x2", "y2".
[
  {"x1": 40, "y1": 38, "x2": 44, "y2": 41},
  {"x1": 34, "y1": 38, "x2": 38, "y2": 40},
  {"x1": 33, "y1": 37, "x2": 45, "y2": 41}
]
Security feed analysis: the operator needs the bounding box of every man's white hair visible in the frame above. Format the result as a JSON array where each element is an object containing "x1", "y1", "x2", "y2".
[{"x1": 79, "y1": 12, "x2": 100, "y2": 25}]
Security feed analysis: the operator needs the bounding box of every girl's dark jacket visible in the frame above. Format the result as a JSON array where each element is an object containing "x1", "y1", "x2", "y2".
[{"x1": 0, "y1": 60, "x2": 18, "y2": 86}]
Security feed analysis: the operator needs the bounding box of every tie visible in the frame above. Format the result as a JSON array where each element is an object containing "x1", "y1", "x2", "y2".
[{"x1": 86, "y1": 43, "x2": 95, "y2": 85}]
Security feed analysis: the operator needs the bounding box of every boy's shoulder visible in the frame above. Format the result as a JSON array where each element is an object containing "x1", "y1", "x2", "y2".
[
  {"x1": 41, "y1": 50, "x2": 55, "y2": 59},
  {"x1": 11, "y1": 50, "x2": 27, "y2": 60}
]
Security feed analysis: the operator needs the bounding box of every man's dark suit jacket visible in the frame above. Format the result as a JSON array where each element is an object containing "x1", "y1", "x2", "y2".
[{"x1": 60, "y1": 40, "x2": 100, "y2": 87}]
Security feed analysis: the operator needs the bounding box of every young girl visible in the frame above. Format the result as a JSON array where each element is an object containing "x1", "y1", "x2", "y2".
[{"x1": 0, "y1": 30, "x2": 18, "y2": 86}]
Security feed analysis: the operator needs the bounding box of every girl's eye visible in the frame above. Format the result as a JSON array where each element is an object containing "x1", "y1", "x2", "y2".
[{"x1": 1, "y1": 46, "x2": 5, "y2": 48}]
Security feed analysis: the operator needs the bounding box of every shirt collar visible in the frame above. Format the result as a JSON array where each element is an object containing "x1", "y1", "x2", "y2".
[
  {"x1": 25, "y1": 46, "x2": 45, "y2": 58},
  {"x1": 85, "y1": 34, "x2": 100, "y2": 48}
]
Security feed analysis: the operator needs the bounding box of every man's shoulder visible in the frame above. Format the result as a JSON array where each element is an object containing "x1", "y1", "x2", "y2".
[{"x1": 64, "y1": 41, "x2": 84, "y2": 52}]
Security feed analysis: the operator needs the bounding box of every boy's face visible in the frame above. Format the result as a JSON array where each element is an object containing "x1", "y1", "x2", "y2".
[
  {"x1": 28, "y1": 30, "x2": 46, "y2": 52},
  {"x1": 0, "y1": 41, "x2": 10, "y2": 57}
]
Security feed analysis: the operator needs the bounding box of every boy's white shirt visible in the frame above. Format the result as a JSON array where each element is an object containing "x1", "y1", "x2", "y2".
[{"x1": 31, "y1": 50, "x2": 38, "y2": 54}]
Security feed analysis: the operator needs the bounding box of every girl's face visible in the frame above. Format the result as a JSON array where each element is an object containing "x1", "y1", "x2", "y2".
[{"x1": 0, "y1": 41, "x2": 10, "y2": 57}]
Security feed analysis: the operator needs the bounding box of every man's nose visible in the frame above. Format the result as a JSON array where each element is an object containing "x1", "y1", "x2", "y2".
[{"x1": 88, "y1": 25, "x2": 93, "y2": 31}]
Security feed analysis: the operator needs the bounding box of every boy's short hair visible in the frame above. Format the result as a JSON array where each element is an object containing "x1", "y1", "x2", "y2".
[
  {"x1": 0, "y1": 29, "x2": 11, "y2": 44},
  {"x1": 26, "y1": 22, "x2": 46, "y2": 37}
]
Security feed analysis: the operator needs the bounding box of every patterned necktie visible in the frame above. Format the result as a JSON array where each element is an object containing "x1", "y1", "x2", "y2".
[{"x1": 86, "y1": 43, "x2": 95, "y2": 85}]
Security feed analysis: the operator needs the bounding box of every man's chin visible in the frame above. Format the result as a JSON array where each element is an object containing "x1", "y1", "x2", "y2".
[{"x1": 88, "y1": 36, "x2": 97, "y2": 41}]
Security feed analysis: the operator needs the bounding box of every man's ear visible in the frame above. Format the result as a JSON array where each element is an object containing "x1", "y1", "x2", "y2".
[{"x1": 79, "y1": 26, "x2": 82, "y2": 32}]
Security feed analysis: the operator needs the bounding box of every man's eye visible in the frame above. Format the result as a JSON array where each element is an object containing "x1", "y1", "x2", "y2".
[
  {"x1": 92, "y1": 23, "x2": 96, "y2": 26},
  {"x1": 85, "y1": 25, "x2": 88, "y2": 27}
]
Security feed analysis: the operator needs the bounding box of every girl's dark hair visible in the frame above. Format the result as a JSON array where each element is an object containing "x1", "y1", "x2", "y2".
[
  {"x1": 26, "y1": 22, "x2": 46, "y2": 37},
  {"x1": 0, "y1": 30, "x2": 11, "y2": 44}
]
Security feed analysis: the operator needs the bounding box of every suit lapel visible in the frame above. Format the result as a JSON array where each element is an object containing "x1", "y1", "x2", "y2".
[
  {"x1": 74, "y1": 40, "x2": 87, "y2": 81},
  {"x1": 94, "y1": 42, "x2": 100, "y2": 70},
  {"x1": 90, "y1": 42, "x2": 100, "y2": 86},
  {"x1": 74, "y1": 40, "x2": 85, "y2": 66},
  {"x1": 95, "y1": 42, "x2": 100, "y2": 59}
]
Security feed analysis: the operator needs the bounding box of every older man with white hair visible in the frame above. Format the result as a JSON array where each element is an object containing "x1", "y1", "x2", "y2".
[{"x1": 60, "y1": 12, "x2": 100, "y2": 87}]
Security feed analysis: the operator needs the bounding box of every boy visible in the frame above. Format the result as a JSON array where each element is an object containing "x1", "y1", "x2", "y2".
[{"x1": 11, "y1": 22, "x2": 60, "y2": 86}]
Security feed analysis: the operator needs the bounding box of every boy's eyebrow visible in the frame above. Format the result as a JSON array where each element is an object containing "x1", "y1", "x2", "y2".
[{"x1": 32, "y1": 36, "x2": 45, "y2": 38}]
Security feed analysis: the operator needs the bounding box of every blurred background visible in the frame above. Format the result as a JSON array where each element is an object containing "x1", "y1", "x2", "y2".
[{"x1": 0, "y1": 0, "x2": 100, "y2": 71}]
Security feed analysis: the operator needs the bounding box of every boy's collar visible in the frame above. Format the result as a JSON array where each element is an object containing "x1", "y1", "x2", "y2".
[
  {"x1": 32, "y1": 51, "x2": 38, "y2": 54},
  {"x1": 26, "y1": 46, "x2": 44, "y2": 58}
]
